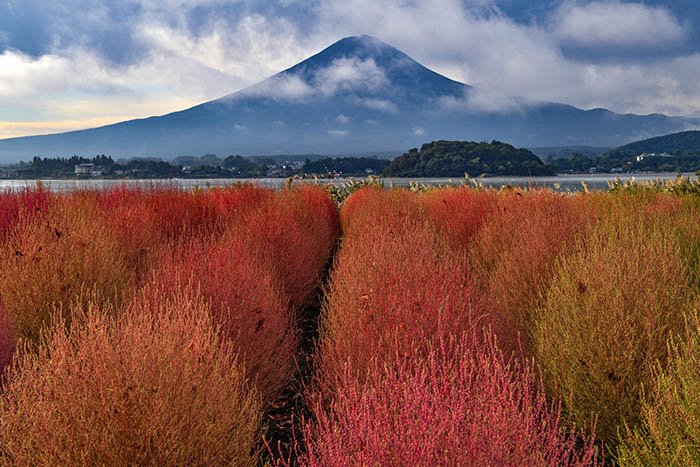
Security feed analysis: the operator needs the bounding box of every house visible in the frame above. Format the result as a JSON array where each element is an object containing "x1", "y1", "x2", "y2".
[
  {"x1": 74, "y1": 164, "x2": 104, "y2": 176},
  {"x1": 636, "y1": 152, "x2": 672, "y2": 162}
]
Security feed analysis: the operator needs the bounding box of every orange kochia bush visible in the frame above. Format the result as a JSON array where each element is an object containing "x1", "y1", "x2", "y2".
[
  {"x1": 0, "y1": 200, "x2": 132, "y2": 347},
  {"x1": 0, "y1": 291, "x2": 261, "y2": 466}
]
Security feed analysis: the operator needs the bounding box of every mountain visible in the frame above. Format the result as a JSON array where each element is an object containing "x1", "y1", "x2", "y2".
[
  {"x1": 609, "y1": 130, "x2": 700, "y2": 156},
  {"x1": 0, "y1": 35, "x2": 698, "y2": 162}
]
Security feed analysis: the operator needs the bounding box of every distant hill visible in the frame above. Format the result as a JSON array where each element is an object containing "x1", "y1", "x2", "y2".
[
  {"x1": 609, "y1": 131, "x2": 700, "y2": 157},
  {"x1": 0, "y1": 35, "x2": 698, "y2": 163},
  {"x1": 384, "y1": 140, "x2": 552, "y2": 177},
  {"x1": 529, "y1": 146, "x2": 610, "y2": 161},
  {"x1": 303, "y1": 157, "x2": 389, "y2": 176}
]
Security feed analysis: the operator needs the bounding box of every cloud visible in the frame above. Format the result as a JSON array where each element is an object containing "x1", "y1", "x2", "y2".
[
  {"x1": 438, "y1": 89, "x2": 530, "y2": 114},
  {"x1": 314, "y1": 57, "x2": 389, "y2": 95},
  {"x1": 239, "y1": 56, "x2": 389, "y2": 102},
  {"x1": 552, "y1": 1, "x2": 686, "y2": 50},
  {"x1": 233, "y1": 123, "x2": 249, "y2": 131},
  {"x1": 352, "y1": 97, "x2": 399, "y2": 113},
  {"x1": 3, "y1": 0, "x2": 700, "y2": 139},
  {"x1": 335, "y1": 114, "x2": 350, "y2": 125},
  {"x1": 241, "y1": 74, "x2": 314, "y2": 101},
  {"x1": 328, "y1": 129, "x2": 349, "y2": 136},
  {"x1": 413, "y1": 126, "x2": 425, "y2": 136}
]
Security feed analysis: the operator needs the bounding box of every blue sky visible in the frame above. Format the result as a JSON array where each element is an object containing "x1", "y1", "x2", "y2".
[{"x1": 1, "y1": 0, "x2": 699, "y2": 138}]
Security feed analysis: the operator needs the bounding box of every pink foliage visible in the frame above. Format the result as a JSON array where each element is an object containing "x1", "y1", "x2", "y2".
[{"x1": 301, "y1": 336, "x2": 600, "y2": 466}]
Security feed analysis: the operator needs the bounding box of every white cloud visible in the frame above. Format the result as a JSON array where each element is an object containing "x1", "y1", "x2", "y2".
[
  {"x1": 328, "y1": 129, "x2": 349, "y2": 136},
  {"x1": 352, "y1": 97, "x2": 399, "y2": 113},
  {"x1": 233, "y1": 123, "x2": 249, "y2": 131},
  {"x1": 3, "y1": 0, "x2": 700, "y2": 140},
  {"x1": 241, "y1": 74, "x2": 314, "y2": 102},
  {"x1": 314, "y1": 57, "x2": 389, "y2": 96},
  {"x1": 413, "y1": 126, "x2": 425, "y2": 136},
  {"x1": 552, "y1": 1, "x2": 686, "y2": 49},
  {"x1": 438, "y1": 89, "x2": 529, "y2": 114},
  {"x1": 335, "y1": 113, "x2": 350, "y2": 124}
]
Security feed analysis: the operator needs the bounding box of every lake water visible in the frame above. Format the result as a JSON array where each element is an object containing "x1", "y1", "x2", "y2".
[{"x1": 0, "y1": 173, "x2": 695, "y2": 192}]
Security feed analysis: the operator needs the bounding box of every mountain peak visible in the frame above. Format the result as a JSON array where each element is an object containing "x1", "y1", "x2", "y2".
[
  {"x1": 283, "y1": 34, "x2": 413, "y2": 75},
  {"x1": 276, "y1": 35, "x2": 467, "y2": 99}
]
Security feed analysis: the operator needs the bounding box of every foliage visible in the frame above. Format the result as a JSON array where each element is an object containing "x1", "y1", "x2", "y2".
[
  {"x1": 146, "y1": 234, "x2": 296, "y2": 408},
  {"x1": 301, "y1": 335, "x2": 599, "y2": 467},
  {"x1": 0, "y1": 291, "x2": 261, "y2": 466},
  {"x1": 302, "y1": 156, "x2": 389, "y2": 176},
  {"x1": 469, "y1": 191, "x2": 594, "y2": 357},
  {"x1": 0, "y1": 201, "x2": 133, "y2": 346},
  {"x1": 617, "y1": 313, "x2": 700, "y2": 465},
  {"x1": 384, "y1": 140, "x2": 553, "y2": 177},
  {"x1": 534, "y1": 214, "x2": 694, "y2": 450},
  {"x1": 610, "y1": 130, "x2": 700, "y2": 157}
]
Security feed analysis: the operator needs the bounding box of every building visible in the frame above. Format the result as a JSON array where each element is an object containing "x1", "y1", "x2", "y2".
[
  {"x1": 74, "y1": 164, "x2": 104, "y2": 176},
  {"x1": 636, "y1": 152, "x2": 672, "y2": 162}
]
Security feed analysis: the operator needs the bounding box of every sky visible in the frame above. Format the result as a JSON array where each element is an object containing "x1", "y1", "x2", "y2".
[{"x1": 1, "y1": 0, "x2": 699, "y2": 139}]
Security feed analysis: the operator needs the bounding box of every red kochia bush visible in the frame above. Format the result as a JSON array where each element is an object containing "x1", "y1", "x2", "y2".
[
  {"x1": 339, "y1": 186, "x2": 423, "y2": 238},
  {"x1": 208, "y1": 183, "x2": 275, "y2": 231},
  {"x1": 0, "y1": 291, "x2": 261, "y2": 466},
  {"x1": 420, "y1": 187, "x2": 499, "y2": 251},
  {"x1": 0, "y1": 186, "x2": 52, "y2": 241},
  {"x1": 147, "y1": 234, "x2": 297, "y2": 407},
  {"x1": 318, "y1": 213, "x2": 482, "y2": 392},
  {"x1": 230, "y1": 185, "x2": 340, "y2": 309},
  {"x1": 469, "y1": 191, "x2": 594, "y2": 357},
  {"x1": 301, "y1": 335, "x2": 599, "y2": 466}
]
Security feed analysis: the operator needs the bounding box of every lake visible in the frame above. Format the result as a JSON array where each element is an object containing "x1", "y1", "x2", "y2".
[{"x1": 0, "y1": 173, "x2": 695, "y2": 192}]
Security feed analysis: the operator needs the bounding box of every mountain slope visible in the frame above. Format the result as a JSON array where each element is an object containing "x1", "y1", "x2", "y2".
[
  {"x1": 610, "y1": 130, "x2": 700, "y2": 155},
  {"x1": 0, "y1": 35, "x2": 698, "y2": 162}
]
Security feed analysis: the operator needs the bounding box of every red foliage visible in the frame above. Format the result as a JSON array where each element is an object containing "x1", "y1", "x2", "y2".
[
  {"x1": 300, "y1": 335, "x2": 599, "y2": 467},
  {"x1": 146, "y1": 234, "x2": 297, "y2": 407},
  {"x1": 339, "y1": 187, "x2": 423, "y2": 238},
  {"x1": 469, "y1": 191, "x2": 595, "y2": 357},
  {"x1": 0, "y1": 186, "x2": 52, "y2": 241},
  {"x1": 229, "y1": 185, "x2": 340, "y2": 309},
  {"x1": 420, "y1": 187, "x2": 500, "y2": 251},
  {"x1": 318, "y1": 207, "x2": 482, "y2": 393}
]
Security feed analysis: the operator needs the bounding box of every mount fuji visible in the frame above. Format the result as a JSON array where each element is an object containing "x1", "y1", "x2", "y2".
[{"x1": 0, "y1": 35, "x2": 697, "y2": 162}]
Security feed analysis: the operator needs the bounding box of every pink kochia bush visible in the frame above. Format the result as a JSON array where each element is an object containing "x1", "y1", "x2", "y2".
[
  {"x1": 317, "y1": 214, "x2": 482, "y2": 391},
  {"x1": 0, "y1": 291, "x2": 261, "y2": 466},
  {"x1": 301, "y1": 336, "x2": 599, "y2": 466}
]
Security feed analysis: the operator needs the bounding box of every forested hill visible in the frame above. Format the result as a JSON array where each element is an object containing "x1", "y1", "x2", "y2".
[
  {"x1": 609, "y1": 131, "x2": 700, "y2": 156},
  {"x1": 384, "y1": 140, "x2": 553, "y2": 177}
]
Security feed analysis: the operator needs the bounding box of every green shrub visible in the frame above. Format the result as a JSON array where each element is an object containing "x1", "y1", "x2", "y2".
[
  {"x1": 534, "y1": 215, "x2": 694, "y2": 450},
  {"x1": 617, "y1": 313, "x2": 700, "y2": 465}
]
